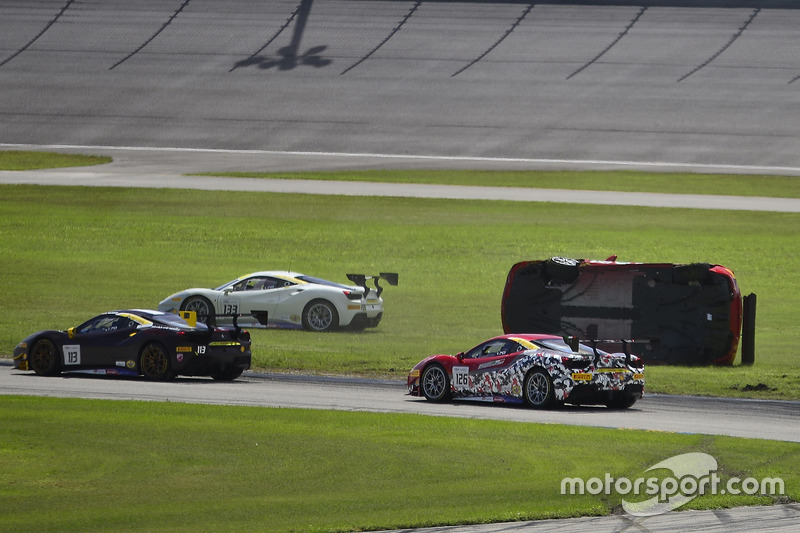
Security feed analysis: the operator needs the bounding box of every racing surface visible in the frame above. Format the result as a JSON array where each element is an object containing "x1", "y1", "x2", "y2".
[
  {"x1": 3, "y1": 1, "x2": 800, "y2": 531},
  {"x1": 3, "y1": 367, "x2": 800, "y2": 443},
  {"x1": 2, "y1": 0, "x2": 800, "y2": 173}
]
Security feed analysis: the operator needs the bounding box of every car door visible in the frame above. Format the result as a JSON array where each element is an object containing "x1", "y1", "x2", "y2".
[
  {"x1": 218, "y1": 276, "x2": 294, "y2": 319},
  {"x1": 454, "y1": 339, "x2": 528, "y2": 396},
  {"x1": 67, "y1": 315, "x2": 139, "y2": 368}
]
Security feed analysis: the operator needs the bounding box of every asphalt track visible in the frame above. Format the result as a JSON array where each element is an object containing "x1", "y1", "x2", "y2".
[
  {"x1": 2, "y1": 0, "x2": 800, "y2": 531},
  {"x1": 2, "y1": 365, "x2": 800, "y2": 532}
]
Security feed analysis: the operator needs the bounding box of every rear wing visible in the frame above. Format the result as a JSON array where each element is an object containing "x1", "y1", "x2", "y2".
[
  {"x1": 346, "y1": 272, "x2": 398, "y2": 298},
  {"x1": 563, "y1": 336, "x2": 656, "y2": 367}
]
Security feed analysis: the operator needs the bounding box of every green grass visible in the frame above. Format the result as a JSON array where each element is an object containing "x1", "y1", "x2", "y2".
[
  {"x1": 0, "y1": 396, "x2": 795, "y2": 533},
  {"x1": 2, "y1": 184, "x2": 799, "y2": 399},
  {"x1": 196, "y1": 169, "x2": 800, "y2": 198},
  {"x1": 0, "y1": 150, "x2": 111, "y2": 170}
]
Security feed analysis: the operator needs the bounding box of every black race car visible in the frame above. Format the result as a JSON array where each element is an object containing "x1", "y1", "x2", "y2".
[{"x1": 12, "y1": 309, "x2": 254, "y2": 381}]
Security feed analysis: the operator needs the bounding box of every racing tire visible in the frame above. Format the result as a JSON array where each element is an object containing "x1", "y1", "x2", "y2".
[
  {"x1": 420, "y1": 364, "x2": 451, "y2": 402},
  {"x1": 302, "y1": 299, "x2": 339, "y2": 332},
  {"x1": 30, "y1": 339, "x2": 61, "y2": 377},
  {"x1": 606, "y1": 393, "x2": 638, "y2": 410},
  {"x1": 139, "y1": 343, "x2": 173, "y2": 381},
  {"x1": 180, "y1": 296, "x2": 214, "y2": 325},
  {"x1": 211, "y1": 367, "x2": 244, "y2": 381},
  {"x1": 546, "y1": 256, "x2": 580, "y2": 283},
  {"x1": 523, "y1": 369, "x2": 555, "y2": 409}
]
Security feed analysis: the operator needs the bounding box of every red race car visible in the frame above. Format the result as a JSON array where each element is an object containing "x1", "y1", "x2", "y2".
[
  {"x1": 408, "y1": 334, "x2": 644, "y2": 409},
  {"x1": 501, "y1": 257, "x2": 750, "y2": 365}
]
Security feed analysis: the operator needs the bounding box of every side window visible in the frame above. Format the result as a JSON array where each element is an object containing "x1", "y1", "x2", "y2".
[{"x1": 466, "y1": 340, "x2": 515, "y2": 359}]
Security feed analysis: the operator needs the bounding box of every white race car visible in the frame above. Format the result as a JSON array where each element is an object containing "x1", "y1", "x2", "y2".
[{"x1": 158, "y1": 271, "x2": 397, "y2": 332}]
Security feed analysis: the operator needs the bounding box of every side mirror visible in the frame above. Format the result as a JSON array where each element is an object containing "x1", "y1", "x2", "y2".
[
  {"x1": 456, "y1": 352, "x2": 464, "y2": 361},
  {"x1": 68, "y1": 327, "x2": 76, "y2": 339}
]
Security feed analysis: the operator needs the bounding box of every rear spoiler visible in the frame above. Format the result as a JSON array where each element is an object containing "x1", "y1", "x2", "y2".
[
  {"x1": 563, "y1": 336, "x2": 656, "y2": 367},
  {"x1": 346, "y1": 272, "x2": 398, "y2": 298},
  {"x1": 180, "y1": 310, "x2": 269, "y2": 331}
]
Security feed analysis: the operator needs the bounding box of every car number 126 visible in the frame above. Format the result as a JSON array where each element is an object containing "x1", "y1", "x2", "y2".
[{"x1": 452, "y1": 366, "x2": 469, "y2": 389}]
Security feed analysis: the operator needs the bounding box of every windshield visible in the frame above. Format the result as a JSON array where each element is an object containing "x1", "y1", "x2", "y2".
[{"x1": 533, "y1": 338, "x2": 604, "y2": 356}]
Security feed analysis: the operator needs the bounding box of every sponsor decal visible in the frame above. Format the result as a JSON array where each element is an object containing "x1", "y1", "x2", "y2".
[
  {"x1": 176, "y1": 354, "x2": 184, "y2": 362},
  {"x1": 176, "y1": 346, "x2": 193, "y2": 352},
  {"x1": 63, "y1": 345, "x2": 81, "y2": 365},
  {"x1": 571, "y1": 372, "x2": 592, "y2": 381},
  {"x1": 116, "y1": 361, "x2": 126, "y2": 367},
  {"x1": 633, "y1": 373, "x2": 644, "y2": 380},
  {"x1": 409, "y1": 369, "x2": 420, "y2": 378},
  {"x1": 126, "y1": 360, "x2": 135, "y2": 369},
  {"x1": 290, "y1": 315, "x2": 301, "y2": 323},
  {"x1": 347, "y1": 304, "x2": 361, "y2": 310},
  {"x1": 478, "y1": 359, "x2": 505, "y2": 370}
]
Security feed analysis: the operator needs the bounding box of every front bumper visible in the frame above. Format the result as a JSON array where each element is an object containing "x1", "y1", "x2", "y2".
[{"x1": 13, "y1": 344, "x2": 29, "y2": 370}]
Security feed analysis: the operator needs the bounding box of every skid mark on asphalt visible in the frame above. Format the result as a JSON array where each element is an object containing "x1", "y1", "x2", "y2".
[
  {"x1": 566, "y1": 6, "x2": 647, "y2": 80},
  {"x1": 678, "y1": 8, "x2": 760, "y2": 82},
  {"x1": 452, "y1": 2, "x2": 534, "y2": 77},
  {"x1": 229, "y1": 0, "x2": 306, "y2": 72},
  {"x1": 0, "y1": 0, "x2": 74, "y2": 68},
  {"x1": 109, "y1": 0, "x2": 192, "y2": 70},
  {"x1": 339, "y1": 0, "x2": 423, "y2": 75}
]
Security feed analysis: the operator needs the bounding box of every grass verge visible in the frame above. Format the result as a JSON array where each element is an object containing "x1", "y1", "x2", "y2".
[
  {"x1": 0, "y1": 396, "x2": 796, "y2": 533},
  {"x1": 0, "y1": 150, "x2": 111, "y2": 170},
  {"x1": 1, "y1": 184, "x2": 799, "y2": 399},
  {"x1": 194, "y1": 169, "x2": 800, "y2": 198}
]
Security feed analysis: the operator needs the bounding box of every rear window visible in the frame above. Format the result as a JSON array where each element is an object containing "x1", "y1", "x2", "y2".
[
  {"x1": 296, "y1": 275, "x2": 351, "y2": 290},
  {"x1": 533, "y1": 339, "x2": 603, "y2": 356}
]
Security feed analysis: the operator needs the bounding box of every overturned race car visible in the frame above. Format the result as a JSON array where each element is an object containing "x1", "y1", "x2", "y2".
[
  {"x1": 501, "y1": 256, "x2": 748, "y2": 365},
  {"x1": 408, "y1": 334, "x2": 645, "y2": 409}
]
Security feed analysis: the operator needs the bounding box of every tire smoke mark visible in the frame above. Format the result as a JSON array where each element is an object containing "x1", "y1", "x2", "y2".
[
  {"x1": 340, "y1": 1, "x2": 423, "y2": 76},
  {"x1": 0, "y1": 0, "x2": 75, "y2": 68},
  {"x1": 566, "y1": 6, "x2": 646, "y2": 80},
  {"x1": 452, "y1": 2, "x2": 533, "y2": 77},
  {"x1": 678, "y1": 8, "x2": 760, "y2": 82},
  {"x1": 110, "y1": 0, "x2": 192, "y2": 70},
  {"x1": 230, "y1": 1, "x2": 306, "y2": 72}
]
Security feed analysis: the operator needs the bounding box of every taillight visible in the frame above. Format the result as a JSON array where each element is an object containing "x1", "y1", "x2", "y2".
[{"x1": 343, "y1": 290, "x2": 362, "y2": 301}]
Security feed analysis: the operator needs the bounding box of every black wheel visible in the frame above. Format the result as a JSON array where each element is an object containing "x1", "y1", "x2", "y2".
[
  {"x1": 420, "y1": 364, "x2": 451, "y2": 402},
  {"x1": 302, "y1": 300, "x2": 339, "y2": 332},
  {"x1": 180, "y1": 296, "x2": 214, "y2": 324},
  {"x1": 606, "y1": 393, "x2": 638, "y2": 409},
  {"x1": 211, "y1": 366, "x2": 244, "y2": 381},
  {"x1": 139, "y1": 343, "x2": 173, "y2": 381},
  {"x1": 523, "y1": 369, "x2": 555, "y2": 409},
  {"x1": 546, "y1": 256, "x2": 580, "y2": 283},
  {"x1": 30, "y1": 339, "x2": 61, "y2": 376}
]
